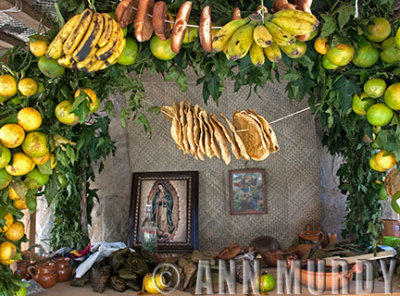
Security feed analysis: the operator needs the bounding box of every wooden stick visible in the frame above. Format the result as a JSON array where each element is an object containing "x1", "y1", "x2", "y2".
[{"x1": 161, "y1": 109, "x2": 174, "y2": 119}]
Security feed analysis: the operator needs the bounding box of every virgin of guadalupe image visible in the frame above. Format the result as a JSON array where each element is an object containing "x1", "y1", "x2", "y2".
[{"x1": 151, "y1": 182, "x2": 175, "y2": 242}]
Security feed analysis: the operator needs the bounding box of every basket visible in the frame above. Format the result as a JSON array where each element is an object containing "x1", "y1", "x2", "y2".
[
  {"x1": 110, "y1": 276, "x2": 126, "y2": 292},
  {"x1": 90, "y1": 265, "x2": 111, "y2": 293}
]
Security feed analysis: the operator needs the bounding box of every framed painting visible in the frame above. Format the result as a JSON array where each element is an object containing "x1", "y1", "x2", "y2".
[
  {"x1": 229, "y1": 169, "x2": 267, "y2": 215},
  {"x1": 128, "y1": 171, "x2": 199, "y2": 252}
]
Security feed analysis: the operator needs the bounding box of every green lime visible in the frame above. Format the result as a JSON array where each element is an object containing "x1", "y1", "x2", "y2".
[
  {"x1": 38, "y1": 56, "x2": 65, "y2": 78},
  {"x1": 322, "y1": 55, "x2": 338, "y2": 70},
  {"x1": 0, "y1": 145, "x2": 11, "y2": 169},
  {"x1": 366, "y1": 103, "x2": 393, "y2": 126},
  {"x1": 352, "y1": 43, "x2": 380, "y2": 68},
  {"x1": 118, "y1": 37, "x2": 139, "y2": 65},
  {"x1": 0, "y1": 168, "x2": 12, "y2": 190},
  {"x1": 364, "y1": 78, "x2": 387, "y2": 98}
]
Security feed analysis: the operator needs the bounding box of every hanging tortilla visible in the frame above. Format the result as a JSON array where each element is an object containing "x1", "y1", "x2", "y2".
[
  {"x1": 246, "y1": 109, "x2": 279, "y2": 153},
  {"x1": 201, "y1": 111, "x2": 221, "y2": 160},
  {"x1": 232, "y1": 111, "x2": 269, "y2": 161},
  {"x1": 198, "y1": 108, "x2": 206, "y2": 156},
  {"x1": 186, "y1": 103, "x2": 197, "y2": 158},
  {"x1": 171, "y1": 102, "x2": 183, "y2": 150},
  {"x1": 211, "y1": 114, "x2": 241, "y2": 160},
  {"x1": 209, "y1": 116, "x2": 231, "y2": 165},
  {"x1": 193, "y1": 105, "x2": 204, "y2": 160},
  {"x1": 199, "y1": 110, "x2": 214, "y2": 158},
  {"x1": 161, "y1": 105, "x2": 175, "y2": 122},
  {"x1": 179, "y1": 101, "x2": 190, "y2": 154},
  {"x1": 220, "y1": 113, "x2": 250, "y2": 160},
  {"x1": 241, "y1": 110, "x2": 269, "y2": 154}
]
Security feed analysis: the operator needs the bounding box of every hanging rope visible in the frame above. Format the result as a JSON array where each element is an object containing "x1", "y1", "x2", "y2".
[
  {"x1": 354, "y1": 0, "x2": 359, "y2": 18},
  {"x1": 0, "y1": 0, "x2": 22, "y2": 12}
]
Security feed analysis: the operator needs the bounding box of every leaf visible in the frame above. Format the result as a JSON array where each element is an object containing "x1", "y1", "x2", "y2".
[
  {"x1": 333, "y1": 77, "x2": 360, "y2": 116},
  {"x1": 320, "y1": 15, "x2": 337, "y2": 37},
  {"x1": 38, "y1": 160, "x2": 53, "y2": 175},
  {"x1": 337, "y1": 4, "x2": 354, "y2": 29}
]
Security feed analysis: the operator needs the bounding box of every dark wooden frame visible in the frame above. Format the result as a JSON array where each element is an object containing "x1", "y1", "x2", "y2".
[
  {"x1": 128, "y1": 171, "x2": 199, "y2": 253},
  {"x1": 229, "y1": 168, "x2": 267, "y2": 215}
]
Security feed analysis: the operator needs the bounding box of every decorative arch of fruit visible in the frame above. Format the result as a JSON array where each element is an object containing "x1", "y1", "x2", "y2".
[{"x1": 0, "y1": 0, "x2": 399, "y2": 293}]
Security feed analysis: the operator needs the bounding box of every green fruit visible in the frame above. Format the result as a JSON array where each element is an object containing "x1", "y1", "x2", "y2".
[
  {"x1": 380, "y1": 37, "x2": 400, "y2": 64},
  {"x1": 322, "y1": 55, "x2": 338, "y2": 70},
  {"x1": 26, "y1": 168, "x2": 49, "y2": 188},
  {"x1": 22, "y1": 132, "x2": 49, "y2": 158},
  {"x1": 352, "y1": 92, "x2": 374, "y2": 115},
  {"x1": 378, "y1": 185, "x2": 388, "y2": 200},
  {"x1": 0, "y1": 168, "x2": 12, "y2": 190},
  {"x1": 366, "y1": 17, "x2": 391, "y2": 43},
  {"x1": 391, "y1": 192, "x2": 400, "y2": 214},
  {"x1": 117, "y1": 37, "x2": 139, "y2": 65},
  {"x1": 366, "y1": 103, "x2": 393, "y2": 126},
  {"x1": 150, "y1": 36, "x2": 177, "y2": 61},
  {"x1": 183, "y1": 22, "x2": 199, "y2": 44},
  {"x1": 326, "y1": 43, "x2": 354, "y2": 66},
  {"x1": 14, "y1": 287, "x2": 27, "y2": 296},
  {"x1": 364, "y1": 78, "x2": 387, "y2": 98},
  {"x1": 58, "y1": 174, "x2": 68, "y2": 188},
  {"x1": 352, "y1": 43, "x2": 380, "y2": 68},
  {"x1": 0, "y1": 145, "x2": 11, "y2": 169},
  {"x1": 38, "y1": 56, "x2": 65, "y2": 78},
  {"x1": 384, "y1": 82, "x2": 400, "y2": 110},
  {"x1": 259, "y1": 273, "x2": 276, "y2": 292}
]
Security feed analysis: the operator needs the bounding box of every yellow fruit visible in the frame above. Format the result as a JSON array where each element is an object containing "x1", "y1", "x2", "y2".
[
  {"x1": 322, "y1": 55, "x2": 339, "y2": 70},
  {"x1": 17, "y1": 107, "x2": 42, "y2": 131},
  {"x1": 0, "y1": 258, "x2": 15, "y2": 265},
  {"x1": 143, "y1": 273, "x2": 164, "y2": 294},
  {"x1": 0, "y1": 74, "x2": 17, "y2": 98},
  {"x1": 314, "y1": 37, "x2": 329, "y2": 55},
  {"x1": 50, "y1": 154, "x2": 57, "y2": 169},
  {"x1": 5, "y1": 221, "x2": 24, "y2": 241},
  {"x1": 369, "y1": 154, "x2": 387, "y2": 172},
  {"x1": 366, "y1": 103, "x2": 394, "y2": 126},
  {"x1": 29, "y1": 40, "x2": 48, "y2": 57},
  {"x1": 326, "y1": 44, "x2": 354, "y2": 66},
  {"x1": 366, "y1": 17, "x2": 391, "y2": 43},
  {"x1": 364, "y1": 79, "x2": 387, "y2": 99},
  {"x1": 32, "y1": 152, "x2": 50, "y2": 165},
  {"x1": 22, "y1": 131, "x2": 49, "y2": 158},
  {"x1": 376, "y1": 150, "x2": 396, "y2": 170},
  {"x1": 5, "y1": 152, "x2": 34, "y2": 176},
  {"x1": 17, "y1": 78, "x2": 38, "y2": 96},
  {"x1": 0, "y1": 213, "x2": 13, "y2": 232},
  {"x1": 74, "y1": 88, "x2": 100, "y2": 113},
  {"x1": 55, "y1": 101, "x2": 79, "y2": 125},
  {"x1": 0, "y1": 241, "x2": 17, "y2": 264},
  {"x1": 384, "y1": 82, "x2": 400, "y2": 110},
  {"x1": 0, "y1": 168, "x2": 12, "y2": 190},
  {"x1": 150, "y1": 36, "x2": 177, "y2": 61},
  {"x1": 352, "y1": 42, "x2": 380, "y2": 68},
  {"x1": 13, "y1": 198, "x2": 28, "y2": 210},
  {"x1": 9, "y1": 186, "x2": 22, "y2": 200},
  {"x1": 0, "y1": 124, "x2": 25, "y2": 148}
]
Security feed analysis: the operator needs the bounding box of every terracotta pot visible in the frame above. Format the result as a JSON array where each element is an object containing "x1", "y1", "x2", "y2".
[
  {"x1": 289, "y1": 244, "x2": 316, "y2": 258},
  {"x1": 382, "y1": 219, "x2": 400, "y2": 237},
  {"x1": 297, "y1": 224, "x2": 324, "y2": 243},
  {"x1": 15, "y1": 260, "x2": 35, "y2": 280},
  {"x1": 52, "y1": 257, "x2": 72, "y2": 282},
  {"x1": 27, "y1": 262, "x2": 57, "y2": 289}
]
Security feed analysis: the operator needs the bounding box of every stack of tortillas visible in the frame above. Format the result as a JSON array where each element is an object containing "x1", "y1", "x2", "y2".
[{"x1": 161, "y1": 101, "x2": 279, "y2": 165}]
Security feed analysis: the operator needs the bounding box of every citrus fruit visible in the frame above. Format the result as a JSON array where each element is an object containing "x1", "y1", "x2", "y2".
[
  {"x1": 378, "y1": 185, "x2": 388, "y2": 200},
  {"x1": 366, "y1": 103, "x2": 393, "y2": 126},
  {"x1": 314, "y1": 37, "x2": 329, "y2": 55},
  {"x1": 391, "y1": 192, "x2": 400, "y2": 214},
  {"x1": 29, "y1": 40, "x2": 47, "y2": 57},
  {"x1": 364, "y1": 78, "x2": 386, "y2": 98},
  {"x1": 26, "y1": 168, "x2": 49, "y2": 188},
  {"x1": 117, "y1": 37, "x2": 139, "y2": 65},
  {"x1": 369, "y1": 154, "x2": 387, "y2": 172},
  {"x1": 352, "y1": 92, "x2": 374, "y2": 115},
  {"x1": 326, "y1": 44, "x2": 355, "y2": 66},
  {"x1": 55, "y1": 100, "x2": 79, "y2": 125},
  {"x1": 32, "y1": 152, "x2": 50, "y2": 165},
  {"x1": 38, "y1": 56, "x2": 65, "y2": 78},
  {"x1": 150, "y1": 36, "x2": 177, "y2": 61},
  {"x1": 143, "y1": 273, "x2": 164, "y2": 294},
  {"x1": 0, "y1": 168, "x2": 12, "y2": 190},
  {"x1": 396, "y1": 27, "x2": 400, "y2": 48},
  {"x1": 384, "y1": 83, "x2": 400, "y2": 110},
  {"x1": 352, "y1": 43, "x2": 380, "y2": 68},
  {"x1": 6, "y1": 152, "x2": 34, "y2": 176},
  {"x1": 183, "y1": 21, "x2": 199, "y2": 43},
  {"x1": 50, "y1": 154, "x2": 57, "y2": 169},
  {"x1": 13, "y1": 198, "x2": 28, "y2": 210},
  {"x1": 17, "y1": 107, "x2": 42, "y2": 131},
  {"x1": 9, "y1": 186, "x2": 22, "y2": 200},
  {"x1": 17, "y1": 78, "x2": 38, "y2": 96},
  {"x1": 380, "y1": 37, "x2": 400, "y2": 64},
  {"x1": 366, "y1": 17, "x2": 391, "y2": 43},
  {"x1": 376, "y1": 150, "x2": 396, "y2": 170},
  {"x1": 259, "y1": 273, "x2": 276, "y2": 292},
  {"x1": 58, "y1": 174, "x2": 67, "y2": 188},
  {"x1": 22, "y1": 132, "x2": 49, "y2": 158},
  {"x1": 5, "y1": 221, "x2": 24, "y2": 241},
  {"x1": 26, "y1": 197, "x2": 37, "y2": 212},
  {"x1": 0, "y1": 241, "x2": 17, "y2": 264},
  {"x1": 74, "y1": 88, "x2": 100, "y2": 113},
  {"x1": 14, "y1": 287, "x2": 27, "y2": 296},
  {"x1": 322, "y1": 55, "x2": 338, "y2": 70},
  {"x1": 0, "y1": 124, "x2": 25, "y2": 149},
  {"x1": 0, "y1": 213, "x2": 13, "y2": 232},
  {"x1": 0, "y1": 145, "x2": 11, "y2": 169},
  {"x1": 0, "y1": 74, "x2": 17, "y2": 98}
]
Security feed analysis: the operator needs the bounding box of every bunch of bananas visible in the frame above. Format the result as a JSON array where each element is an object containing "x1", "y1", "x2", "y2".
[
  {"x1": 46, "y1": 9, "x2": 126, "y2": 73},
  {"x1": 212, "y1": 9, "x2": 318, "y2": 66}
]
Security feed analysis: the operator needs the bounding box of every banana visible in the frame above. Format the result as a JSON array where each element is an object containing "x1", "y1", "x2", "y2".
[
  {"x1": 46, "y1": 14, "x2": 81, "y2": 59},
  {"x1": 75, "y1": 45, "x2": 98, "y2": 71},
  {"x1": 264, "y1": 43, "x2": 282, "y2": 63},
  {"x1": 253, "y1": 25, "x2": 273, "y2": 48},
  {"x1": 98, "y1": 13, "x2": 113, "y2": 48},
  {"x1": 73, "y1": 12, "x2": 104, "y2": 62},
  {"x1": 249, "y1": 42, "x2": 265, "y2": 66},
  {"x1": 106, "y1": 37, "x2": 126, "y2": 65},
  {"x1": 279, "y1": 41, "x2": 307, "y2": 59},
  {"x1": 57, "y1": 54, "x2": 75, "y2": 68},
  {"x1": 273, "y1": 9, "x2": 318, "y2": 25},
  {"x1": 271, "y1": 16, "x2": 317, "y2": 36},
  {"x1": 212, "y1": 18, "x2": 249, "y2": 52},
  {"x1": 96, "y1": 19, "x2": 120, "y2": 61},
  {"x1": 225, "y1": 22, "x2": 256, "y2": 61},
  {"x1": 63, "y1": 9, "x2": 94, "y2": 55},
  {"x1": 265, "y1": 22, "x2": 295, "y2": 46},
  {"x1": 87, "y1": 59, "x2": 106, "y2": 73}
]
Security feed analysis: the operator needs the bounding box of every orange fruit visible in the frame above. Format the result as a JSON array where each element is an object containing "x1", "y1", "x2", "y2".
[
  {"x1": 366, "y1": 17, "x2": 391, "y2": 43},
  {"x1": 352, "y1": 43, "x2": 380, "y2": 68},
  {"x1": 352, "y1": 92, "x2": 374, "y2": 115},
  {"x1": 29, "y1": 40, "x2": 47, "y2": 57},
  {"x1": 22, "y1": 132, "x2": 49, "y2": 158},
  {"x1": 376, "y1": 150, "x2": 396, "y2": 170},
  {"x1": 5, "y1": 221, "x2": 24, "y2": 241},
  {"x1": 0, "y1": 145, "x2": 11, "y2": 169},
  {"x1": 384, "y1": 82, "x2": 400, "y2": 110},
  {"x1": 5, "y1": 152, "x2": 34, "y2": 176},
  {"x1": 314, "y1": 37, "x2": 329, "y2": 55},
  {"x1": 55, "y1": 100, "x2": 79, "y2": 125},
  {"x1": 0, "y1": 169, "x2": 12, "y2": 190},
  {"x1": 117, "y1": 37, "x2": 139, "y2": 66},
  {"x1": 0, "y1": 124, "x2": 25, "y2": 148},
  {"x1": 32, "y1": 152, "x2": 50, "y2": 165},
  {"x1": 0, "y1": 213, "x2": 13, "y2": 232},
  {"x1": 369, "y1": 154, "x2": 387, "y2": 172},
  {"x1": 326, "y1": 44, "x2": 354, "y2": 66},
  {"x1": 18, "y1": 78, "x2": 38, "y2": 96},
  {"x1": 0, "y1": 241, "x2": 17, "y2": 265},
  {"x1": 17, "y1": 107, "x2": 42, "y2": 131},
  {"x1": 9, "y1": 185, "x2": 22, "y2": 200},
  {"x1": 364, "y1": 78, "x2": 387, "y2": 98},
  {"x1": 0, "y1": 74, "x2": 17, "y2": 98},
  {"x1": 74, "y1": 88, "x2": 100, "y2": 113},
  {"x1": 13, "y1": 198, "x2": 28, "y2": 210},
  {"x1": 150, "y1": 36, "x2": 177, "y2": 61},
  {"x1": 366, "y1": 103, "x2": 393, "y2": 126},
  {"x1": 322, "y1": 55, "x2": 338, "y2": 70}
]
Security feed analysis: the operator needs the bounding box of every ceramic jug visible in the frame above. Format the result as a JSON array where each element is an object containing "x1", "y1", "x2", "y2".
[
  {"x1": 27, "y1": 261, "x2": 57, "y2": 289},
  {"x1": 52, "y1": 257, "x2": 72, "y2": 282},
  {"x1": 15, "y1": 260, "x2": 35, "y2": 280}
]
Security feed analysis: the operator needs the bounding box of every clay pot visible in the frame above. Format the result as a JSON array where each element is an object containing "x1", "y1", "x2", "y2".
[
  {"x1": 27, "y1": 262, "x2": 57, "y2": 289},
  {"x1": 289, "y1": 244, "x2": 316, "y2": 258},
  {"x1": 382, "y1": 219, "x2": 400, "y2": 237},
  {"x1": 15, "y1": 260, "x2": 35, "y2": 280},
  {"x1": 52, "y1": 257, "x2": 72, "y2": 282},
  {"x1": 297, "y1": 224, "x2": 324, "y2": 243}
]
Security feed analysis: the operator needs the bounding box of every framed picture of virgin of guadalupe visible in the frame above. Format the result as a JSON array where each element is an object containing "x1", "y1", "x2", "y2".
[{"x1": 128, "y1": 171, "x2": 199, "y2": 252}]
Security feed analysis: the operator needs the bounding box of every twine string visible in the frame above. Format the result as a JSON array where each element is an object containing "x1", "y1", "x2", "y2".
[{"x1": 354, "y1": 0, "x2": 359, "y2": 18}]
